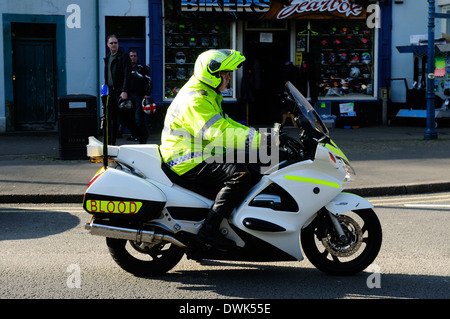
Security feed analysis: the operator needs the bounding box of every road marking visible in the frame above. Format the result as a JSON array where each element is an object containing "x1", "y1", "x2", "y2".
[
  {"x1": 404, "y1": 204, "x2": 450, "y2": 208},
  {"x1": 370, "y1": 193, "x2": 450, "y2": 203},
  {"x1": 370, "y1": 193, "x2": 450, "y2": 207}
]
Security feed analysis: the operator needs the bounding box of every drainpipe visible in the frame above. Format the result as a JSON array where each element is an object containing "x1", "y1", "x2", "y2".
[
  {"x1": 96, "y1": 0, "x2": 101, "y2": 133},
  {"x1": 425, "y1": 0, "x2": 438, "y2": 140}
]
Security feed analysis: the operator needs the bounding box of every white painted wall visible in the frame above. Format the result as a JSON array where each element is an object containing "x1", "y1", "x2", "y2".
[{"x1": 0, "y1": 0, "x2": 149, "y2": 133}]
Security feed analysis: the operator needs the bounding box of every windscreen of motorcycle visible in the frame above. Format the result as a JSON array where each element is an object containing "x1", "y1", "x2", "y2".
[{"x1": 285, "y1": 81, "x2": 329, "y2": 138}]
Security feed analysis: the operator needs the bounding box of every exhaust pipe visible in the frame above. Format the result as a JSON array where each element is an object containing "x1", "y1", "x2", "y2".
[{"x1": 85, "y1": 221, "x2": 187, "y2": 249}]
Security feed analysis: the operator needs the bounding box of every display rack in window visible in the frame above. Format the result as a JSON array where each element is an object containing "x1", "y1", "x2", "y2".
[
  {"x1": 311, "y1": 23, "x2": 374, "y2": 98},
  {"x1": 164, "y1": 22, "x2": 231, "y2": 99}
]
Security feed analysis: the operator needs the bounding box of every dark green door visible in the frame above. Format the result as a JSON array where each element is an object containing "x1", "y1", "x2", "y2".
[{"x1": 12, "y1": 38, "x2": 56, "y2": 130}]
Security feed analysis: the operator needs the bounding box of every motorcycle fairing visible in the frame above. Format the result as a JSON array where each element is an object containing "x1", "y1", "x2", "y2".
[
  {"x1": 325, "y1": 192, "x2": 373, "y2": 215},
  {"x1": 231, "y1": 148, "x2": 344, "y2": 261}
]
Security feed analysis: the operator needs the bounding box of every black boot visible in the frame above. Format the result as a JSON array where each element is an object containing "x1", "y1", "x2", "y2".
[{"x1": 198, "y1": 210, "x2": 235, "y2": 250}]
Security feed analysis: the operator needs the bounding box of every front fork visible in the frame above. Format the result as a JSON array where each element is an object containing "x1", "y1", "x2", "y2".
[
  {"x1": 313, "y1": 208, "x2": 348, "y2": 242},
  {"x1": 327, "y1": 211, "x2": 348, "y2": 242}
]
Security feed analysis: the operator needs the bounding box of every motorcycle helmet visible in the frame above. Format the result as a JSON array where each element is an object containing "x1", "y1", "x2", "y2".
[
  {"x1": 176, "y1": 67, "x2": 187, "y2": 80},
  {"x1": 329, "y1": 52, "x2": 336, "y2": 64},
  {"x1": 194, "y1": 49, "x2": 245, "y2": 89},
  {"x1": 175, "y1": 51, "x2": 186, "y2": 64},
  {"x1": 350, "y1": 53, "x2": 360, "y2": 64},
  {"x1": 350, "y1": 66, "x2": 361, "y2": 78},
  {"x1": 361, "y1": 38, "x2": 369, "y2": 48},
  {"x1": 142, "y1": 97, "x2": 156, "y2": 115},
  {"x1": 201, "y1": 36, "x2": 210, "y2": 47},
  {"x1": 339, "y1": 52, "x2": 348, "y2": 62},
  {"x1": 362, "y1": 52, "x2": 371, "y2": 64},
  {"x1": 118, "y1": 98, "x2": 133, "y2": 110},
  {"x1": 174, "y1": 35, "x2": 184, "y2": 47}
]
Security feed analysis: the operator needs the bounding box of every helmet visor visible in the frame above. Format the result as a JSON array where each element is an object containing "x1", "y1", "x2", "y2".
[{"x1": 207, "y1": 49, "x2": 245, "y2": 73}]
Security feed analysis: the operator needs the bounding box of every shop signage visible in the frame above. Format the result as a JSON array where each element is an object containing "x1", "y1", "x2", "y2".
[
  {"x1": 180, "y1": 0, "x2": 366, "y2": 19},
  {"x1": 181, "y1": 0, "x2": 270, "y2": 13},
  {"x1": 274, "y1": 0, "x2": 365, "y2": 19}
]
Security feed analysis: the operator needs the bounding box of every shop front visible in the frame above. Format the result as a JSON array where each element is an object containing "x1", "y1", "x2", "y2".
[{"x1": 149, "y1": 0, "x2": 391, "y2": 127}]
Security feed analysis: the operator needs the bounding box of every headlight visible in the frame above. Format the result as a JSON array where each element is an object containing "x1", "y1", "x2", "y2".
[{"x1": 337, "y1": 156, "x2": 355, "y2": 182}]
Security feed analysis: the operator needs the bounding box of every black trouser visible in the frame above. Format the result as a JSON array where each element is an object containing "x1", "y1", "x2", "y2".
[
  {"x1": 181, "y1": 153, "x2": 263, "y2": 218},
  {"x1": 107, "y1": 91, "x2": 146, "y2": 145},
  {"x1": 130, "y1": 94, "x2": 149, "y2": 141}
]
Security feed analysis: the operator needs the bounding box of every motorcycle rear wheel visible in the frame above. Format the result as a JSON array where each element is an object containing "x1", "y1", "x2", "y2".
[
  {"x1": 301, "y1": 208, "x2": 382, "y2": 276},
  {"x1": 106, "y1": 238, "x2": 185, "y2": 276}
]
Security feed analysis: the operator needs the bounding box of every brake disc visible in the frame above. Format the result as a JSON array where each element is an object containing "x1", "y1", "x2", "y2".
[{"x1": 321, "y1": 215, "x2": 363, "y2": 257}]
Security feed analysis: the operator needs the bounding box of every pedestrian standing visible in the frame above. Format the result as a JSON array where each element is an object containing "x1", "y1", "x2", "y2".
[
  {"x1": 104, "y1": 35, "x2": 145, "y2": 144},
  {"x1": 129, "y1": 50, "x2": 152, "y2": 142}
]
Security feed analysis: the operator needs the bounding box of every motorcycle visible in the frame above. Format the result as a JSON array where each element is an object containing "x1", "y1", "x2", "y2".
[{"x1": 83, "y1": 81, "x2": 382, "y2": 276}]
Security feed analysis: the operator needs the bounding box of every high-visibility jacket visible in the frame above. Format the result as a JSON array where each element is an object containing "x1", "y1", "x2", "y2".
[{"x1": 160, "y1": 76, "x2": 261, "y2": 176}]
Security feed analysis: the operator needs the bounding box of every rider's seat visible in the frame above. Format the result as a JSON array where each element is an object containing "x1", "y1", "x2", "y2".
[{"x1": 160, "y1": 161, "x2": 219, "y2": 201}]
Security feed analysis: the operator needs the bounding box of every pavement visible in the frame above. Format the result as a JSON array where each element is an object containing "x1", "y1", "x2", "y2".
[{"x1": 1, "y1": 125, "x2": 450, "y2": 203}]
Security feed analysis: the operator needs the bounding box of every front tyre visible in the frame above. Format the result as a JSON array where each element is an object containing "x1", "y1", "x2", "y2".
[
  {"x1": 301, "y1": 208, "x2": 382, "y2": 276},
  {"x1": 106, "y1": 238, "x2": 185, "y2": 276}
]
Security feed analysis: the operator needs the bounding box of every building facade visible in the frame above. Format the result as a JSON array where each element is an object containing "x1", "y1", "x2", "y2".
[
  {"x1": 0, "y1": 0, "x2": 150, "y2": 132},
  {"x1": 0, "y1": 0, "x2": 445, "y2": 133}
]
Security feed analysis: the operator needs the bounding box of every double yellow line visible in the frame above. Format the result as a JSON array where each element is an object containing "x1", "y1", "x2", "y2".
[{"x1": 369, "y1": 193, "x2": 450, "y2": 208}]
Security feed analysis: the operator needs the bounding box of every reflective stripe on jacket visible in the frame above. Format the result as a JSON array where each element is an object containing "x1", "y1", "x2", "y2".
[{"x1": 160, "y1": 76, "x2": 260, "y2": 175}]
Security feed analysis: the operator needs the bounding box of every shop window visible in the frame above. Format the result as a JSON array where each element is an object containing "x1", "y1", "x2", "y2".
[
  {"x1": 297, "y1": 20, "x2": 374, "y2": 99},
  {"x1": 163, "y1": 3, "x2": 233, "y2": 99}
]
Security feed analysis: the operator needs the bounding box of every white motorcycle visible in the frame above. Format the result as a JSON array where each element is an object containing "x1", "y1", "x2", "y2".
[{"x1": 83, "y1": 81, "x2": 382, "y2": 276}]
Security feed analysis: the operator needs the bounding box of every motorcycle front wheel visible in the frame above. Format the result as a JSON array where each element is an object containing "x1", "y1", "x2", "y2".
[
  {"x1": 106, "y1": 238, "x2": 185, "y2": 276},
  {"x1": 301, "y1": 208, "x2": 382, "y2": 276}
]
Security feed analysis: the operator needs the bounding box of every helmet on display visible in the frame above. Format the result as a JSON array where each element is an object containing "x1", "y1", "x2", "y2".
[
  {"x1": 118, "y1": 98, "x2": 133, "y2": 110},
  {"x1": 194, "y1": 49, "x2": 245, "y2": 89},
  {"x1": 350, "y1": 66, "x2": 361, "y2": 78},
  {"x1": 339, "y1": 52, "x2": 347, "y2": 62},
  {"x1": 142, "y1": 97, "x2": 156, "y2": 115},
  {"x1": 175, "y1": 51, "x2": 186, "y2": 64},
  {"x1": 362, "y1": 52, "x2": 371, "y2": 64}
]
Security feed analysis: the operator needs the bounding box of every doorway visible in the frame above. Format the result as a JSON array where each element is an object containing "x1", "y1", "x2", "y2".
[
  {"x1": 105, "y1": 17, "x2": 146, "y2": 63},
  {"x1": 243, "y1": 30, "x2": 289, "y2": 125},
  {"x1": 12, "y1": 23, "x2": 57, "y2": 130}
]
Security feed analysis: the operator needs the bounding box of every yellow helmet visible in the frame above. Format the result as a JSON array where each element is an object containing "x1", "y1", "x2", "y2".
[{"x1": 194, "y1": 49, "x2": 246, "y2": 88}]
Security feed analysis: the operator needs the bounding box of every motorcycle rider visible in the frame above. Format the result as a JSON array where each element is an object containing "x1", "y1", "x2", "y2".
[{"x1": 160, "y1": 49, "x2": 262, "y2": 249}]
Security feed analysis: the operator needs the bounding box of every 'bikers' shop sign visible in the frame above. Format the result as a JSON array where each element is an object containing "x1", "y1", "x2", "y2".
[
  {"x1": 181, "y1": 0, "x2": 270, "y2": 12},
  {"x1": 180, "y1": 0, "x2": 366, "y2": 19}
]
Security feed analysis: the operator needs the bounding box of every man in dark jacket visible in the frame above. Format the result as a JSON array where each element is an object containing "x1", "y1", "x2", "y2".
[
  {"x1": 129, "y1": 50, "x2": 152, "y2": 142},
  {"x1": 104, "y1": 35, "x2": 145, "y2": 144}
]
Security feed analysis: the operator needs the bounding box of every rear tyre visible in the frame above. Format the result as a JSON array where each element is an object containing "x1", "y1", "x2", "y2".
[
  {"x1": 301, "y1": 208, "x2": 382, "y2": 275},
  {"x1": 106, "y1": 237, "x2": 185, "y2": 276}
]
